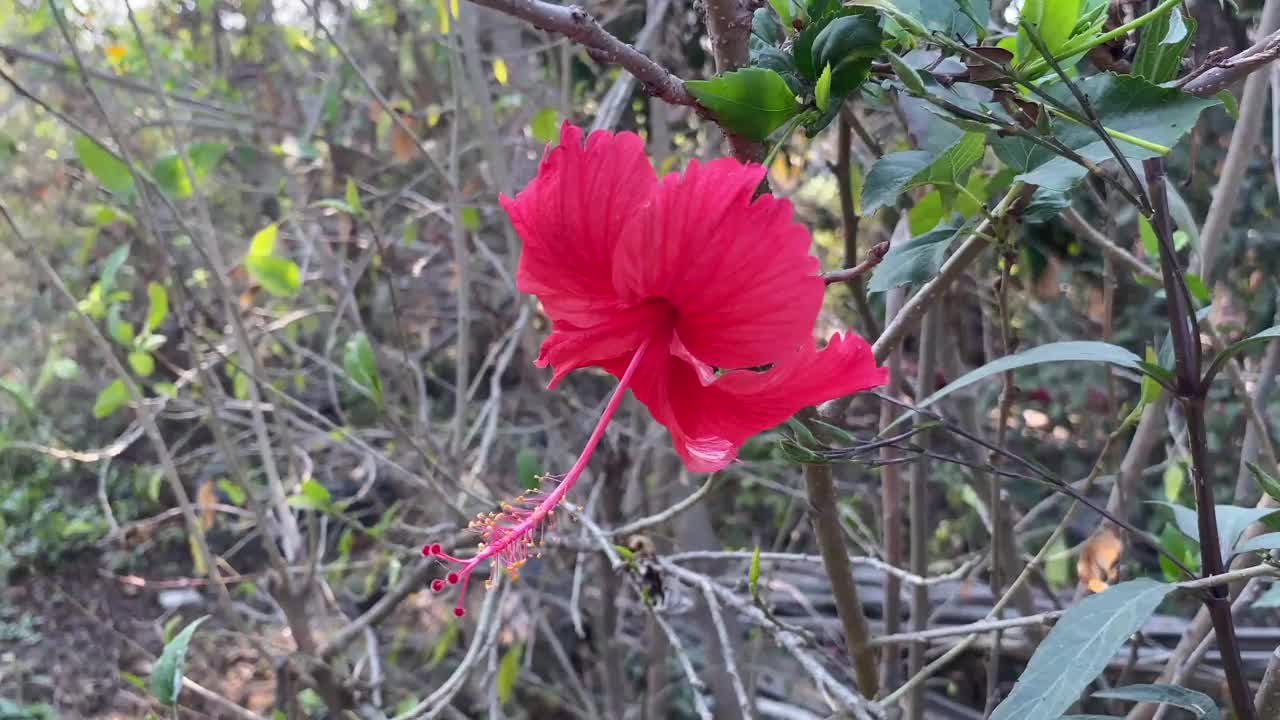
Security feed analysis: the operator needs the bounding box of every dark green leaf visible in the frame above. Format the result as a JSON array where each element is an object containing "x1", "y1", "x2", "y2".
[
  {"x1": 868, "y1": 225, "x2": 959, "y2": 292},
  {"x1": 919, "y1": 341, "x2": 1142, "y2": 409},
  {"x1": 992, "y1": 74, "x2": 1216, "y2": 191},
  {"x1": 861, "y1": 132, "x2": 984, "y2": 213},
  {"x1": 686, "y1": 68, "x2": 800, "y2": 142},
  {"x1": 1204, "y1": 325, "x2": 1280, "y2": 385},
  {"x1": 1133, "y1": 7, "x2": 1194, "y2": 84},
  {"x1": 811, "y1": 13, "x2": 882, "y2": 95},
  {"x1": 93, "y1": 379, "x2": 129, "y2": 418},
  {"x1": 99, "y1": 243, "x2": 131, "y2": 296},
  {"x1": 74, "y1": 135, "x2": 134, "y2": 194},
  {"x1": 1157, "y1": 501, "x2": 1280, "y2": 565},
  {"x1": 893, "y1": 0, "x2": 989, "y2": 41},
  {"x1": 343, "y1": 332, "x2": 382, "y2": 404},
  {"x1": 887, "y1": 50, "x2": 926, "y2": 95},
  {"x1": 756, "y1": 5, "x2": 788, "y2": 41},
  {"x1": 1092, "y1": 684, "x2": 1219, "y2": 720},
  {"x1": 990, "y1": 579, "x2": 1174, "y2": 720},
  {"x1": 1247, "y1": 462, "x2": 1280, "y2": 505},
  {"x1": 516, "y1": 448, "x2": 541, "y2": 490},
  {"x1": 1158, "y1": 523, "x2": 1198, "y2": 581},
  {"x1": 150, "y1": 615, "x2": 209, "y2": 704},
  {"x1": 245, "y1": 256, "x2": 301, "y2": 297}
]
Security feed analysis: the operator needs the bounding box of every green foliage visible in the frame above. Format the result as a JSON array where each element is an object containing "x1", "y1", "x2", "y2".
[
  {"x1": 1133, "y1": 7, "x2": 1194, "y2": 83},
  {"x1": 343, "y1": 332, "x2": 383, "y2": 405},
  {"x1": 867, "y1": 225, "x2": 959, "y2": 292},
  {"x1": 993, "y1": 74, "x2": 1217, "y2": 191},
  {"x1": 529, "y1": 107, "x2": 559, "y2": 143},
  {"x1": 1093, "y1": 684, "x2": 1219, "y2": 719},
  {"x1": 686, "y1": 68, "x2": 800, "y2": 141},
  {"x1": 1017, "y1": 0, "x2": 1083, "y2": 65},
  {"x1": 918, "y1": 342, "x2": 1143, "y2": 408},
  {"x1": 150, "y1": 615, "x2": 209, "y2": 705},
  {"x1": 93, "y1": 379, "x2": 129, "y2": 418},
  {"x1": 74, "y1": 135, "x2": 133, "y2": 195},
  {"x1": 152, "y1": 143, "x2": 226, "y2": 198},
  {"x1": 515, "y1": 448, "x2": 541, "y2": 490},
  {"x1": 1247, "y1": 462, "x2": 1280, "y2": 505},
  {"x1": 1157, "y1": 501, "x2": 1280, "y2": 565},
  {"x1": 991, "y1": 580, "x2": 1174, "y2": 720},
  {"x1": 861, "y1": 132, "x2": 984, "y2": 214},
  {"x1": 496, "y1": 642, "x2": 523, "y2": 704}
]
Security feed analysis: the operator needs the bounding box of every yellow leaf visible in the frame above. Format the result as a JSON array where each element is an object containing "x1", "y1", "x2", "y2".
[
  {"x1": 450, "y1": 0, "x2": 459, "y2": 18},
  {"x1": 190, "y1": 536, "x2": 206, "y2": 575},
  {"x1": 493, "y1": 58, "x2": 509, "y2": 86},
  {"x1": 104, "y1": 45, "x2": 127, "y2": 62},
  {"x1": 196, "y1": 480, "x2": 217, "y2": 531},
  {"x1": 435, "y1": 0, "x2": 451, "y2": 33}
]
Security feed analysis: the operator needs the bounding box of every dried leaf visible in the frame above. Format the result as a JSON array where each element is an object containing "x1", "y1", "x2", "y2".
[{"x1": 1077, "y1": 525, "x2": 1124, "y2": 594}]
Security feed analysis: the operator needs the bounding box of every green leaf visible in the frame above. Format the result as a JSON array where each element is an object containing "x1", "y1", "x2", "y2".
[
  {"x1": 459, "y1": 206, "x2": 481, "y2": 231},
  {"x1": 248, "y1": 223, "x2": 278, "y2": 257},
  {"x1": 152, "y1": 143, "x2": 226, "y2": 198},
  {"x1": 1162, "y1": 462, "x2": 1184, "y2": 502},
  {"x1": 1204, "y1": 325, "x2": 1280, "y2": 385},
  {"x1": 528, "y1": 107, "x2": 559, "y2": 144},
  {"x1": 908, "y1": 190, "x2": 945, "y2": 234},
  {"x1": 345, "y1": 178, "x2": 363, "y2": 217},
  {"x1": 93, "y1": 379, "x2": 130, "y2": 418},
  {"x1": 343, "y1": 332, "x2": 382, "y2": 404},
  {"x1": 150, "y1": 615, "x2": 209, "y2": 704},
  {"x1": 1017, "y1": 0, "x2": 1083, "y2": 63},
  {"x1": 861, "y1": 132, "x2": 985, "y2": 213},
  {"x1": 748, "y1": 546, "x2": 762, "y2": 598},
  {"x1": 990, "y1": 579, "x2": 1174, "y2": 720},
  {"x1": 99, "y1": 243, "x2": 131, "y2": 296},
  {"x1": 496, "y1": 642, "x2": 523, "y2": 704},
  {"x1": 1247, "y1": 462, "x2": 1280, "y2": 505},
  {"x1": 108, "y1": 305, "x2": 135, "y2": 346},
  {"x1": 216, "y1": 479, "x2": 246, "y2": 506},
  {"x1": 919, "y1": 341, "x2": 1142, "y2": 409},
  {"x1": 868, "y1": 224, "x2": 959, "y2": 293},
  {"x1": 1133, "y1": 7, "x2": 1194, "y2": 84},
  {"x1": 887, "y1": 50, "x2": 925, "y2": 95},
  {"x1": 768, "y1": 0, "x2": 793, "y2": 26},
  {"x1": 891, "y1": 0, "x2": 989, "y2": 41},
  {"x1": 686, "y1": 68, "x2": 800, "y2": 142},
  {"x1": 428, "y1": 621, "x2": 460, "y2": 668},
  {"x1": 146, "y1": 282, "x2": 168, "y2": 332},
  {"x1": 1093, "y1": 684, "x2": 1219, "y2": 720},
  {"x1": 815, "y1": 64, "x2": 833, "y2": 111},
  {"x1": 128, "y1": 351, "x2": 155, "y2": 377},
  {"x1": 1184, "y1": 273, "x2": 1209, "y2": 305},
  {"x1": 1158, "y1": 523, "x2": 1198, "y2": 581},
  {"x1": 810, "y1": 13, "x2": 882, "y2": 96},
  {"x1": 992, "y1": 74, "x2": 1217, "y2": 192},
  {"x1": 1157, "y1": 501, "x2": 1280, "y2": 565},
  {"x1": 245, "y1": 256, "x2": 301, "y2": 297},
  {"x1": 516, "y1": 448, "x2": 541, "y2": 490},
  {"x1": 289, "y1": 479, "x2": 332, "y2": 510},
  {"x1": 1233, "y1": 531, "x2": 1280, "y2": 556},
  {"x1": 1216, "y1": 89, "x2": 1239, "y2": 120},
  {"x1": 74, "y1": 135, "x2": 134, "y2": 194}
]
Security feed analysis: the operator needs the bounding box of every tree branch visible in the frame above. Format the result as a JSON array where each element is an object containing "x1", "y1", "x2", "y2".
[{"x1": 466, "y1": 0, "x2": 695, "y2": 108}]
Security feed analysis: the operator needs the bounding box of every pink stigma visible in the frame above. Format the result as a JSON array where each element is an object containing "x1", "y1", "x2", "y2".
[{"x1": 422, "y1": 338, "x2": 653, "y2": 617}]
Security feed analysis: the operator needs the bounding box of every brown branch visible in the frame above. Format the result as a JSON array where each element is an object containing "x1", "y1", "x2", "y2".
[
  {"x1": 466, "y1": 0, "x2": 695, "y2": 108},
  {"x1": 1182, "y1": 27, "x2": 1280, "y2": 98},
  {"x1": 823, "y1": 242, "x2": 890, "y2": 286},
  {"x1": 703, "y1": 0, "x2": 764, "y2": 162}
]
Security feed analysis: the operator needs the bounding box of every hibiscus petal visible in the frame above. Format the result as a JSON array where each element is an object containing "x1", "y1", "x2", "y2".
[
  {"x1": 611, "y1": 158, "x2": 823, "y2": 370},
  {"x1": 644, "y1": 332, "x2": 888, "y2": 472},
  {"x1": 501, "y1": 122, "x2": 657, "y2": 326},
  {"x1": 536, "y1": 301, "x2": 673, "y2": 389}
]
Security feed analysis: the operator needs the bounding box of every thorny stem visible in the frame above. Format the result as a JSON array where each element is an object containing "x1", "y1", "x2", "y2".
[
  {"x1": 424, "y1": 337, "x2": 653, "y2": 616},
  {"x1": 1144, "y1": 158, "x2": 1256, "y2": 720}
]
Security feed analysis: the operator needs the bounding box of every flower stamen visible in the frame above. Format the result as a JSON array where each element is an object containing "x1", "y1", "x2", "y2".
[{"x1": 422, "y1": 337, "x2": 653, "y2": 617}]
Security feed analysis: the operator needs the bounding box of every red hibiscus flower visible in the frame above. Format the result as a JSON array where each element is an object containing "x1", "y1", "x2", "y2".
[{"x1": 424, "y1": 123, "x2": 887, "y2": 616}]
